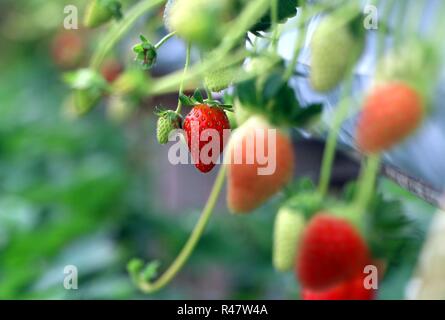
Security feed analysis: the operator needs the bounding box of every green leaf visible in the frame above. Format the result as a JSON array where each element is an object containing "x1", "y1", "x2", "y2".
[
  {"x1": 193, "y1": 89, "x2": 204, "y2": 103},
  {"x1": 102, "y1": 0, "x2": 123, "y2": 20},
  {"x1": 234, "y1": 60, "x2": 322, "y2": 128},
  {"x1": 179, "y1": 94, "x2": 195, "y2": 106},
  {"x1": 250, "y1": 0, "x2": 299, "y2": 33},
  {"x1": 342, "y1": 183, "x2": 421, "y2": 268}
]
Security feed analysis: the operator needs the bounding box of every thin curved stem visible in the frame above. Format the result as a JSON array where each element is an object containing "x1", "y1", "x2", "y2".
[
  {"x1": 90, "y1": 0, "x2": 165, "y2": 70},
  {"x1": 135, "y1": 164, "x2": 227, "y2": 294},
  {"x1": 154, "y1": 31, "x2": 177, "y2": 49},
  {"x1": 270, "y1": 0, "x2": 279, "y2": 52},
  {"x1": 175, "y1": 42, "x2": 191, "y2": 114},
  {"x1": 283, "y1": 17, "x2": 305, "y2": 81},
  {"x1": 354, "y1": 154, "x2": 381, "y2": 215},
  {"x1": 318, "y1": 78, "x2": 354, "y2": 198}
]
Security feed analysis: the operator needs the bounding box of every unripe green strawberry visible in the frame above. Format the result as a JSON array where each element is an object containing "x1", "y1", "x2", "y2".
[
  {"x1": 84, "y1": 0, "x2": 123, "y2": 28},
  {"x1": 72, "y1": 89, "x2": 101, "y2": 115},
  {"x1": 167, "y1": 0, "x2": 217, "y2": 47},
  {"x1": 310, "y1": 14, "x2": 364, "y2": 92},
  {"x1": 156, "y1": 110, "x2": 182, "y2": 145},
  {"x1": 166, "y1": 0, "x2": 235, "y2": 48},
  {"x1": 204, "y1": 67, "x2": 238, "y2": 92},
  {"x1": 64, "y1": 69, "x2": 107, "y2": 115},
  {"x1": 273, "y1": 207, "x2": 305, "y2": 272}
]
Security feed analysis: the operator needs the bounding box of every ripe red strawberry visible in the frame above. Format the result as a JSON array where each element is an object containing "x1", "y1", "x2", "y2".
[
  {"x1": 183, "y1": 104, "x2": 230, "y2": 173},
  {"x1": 296, "y1": 212, "x2": 369, "y2": 290},
  {"x1": 302, "y1": 272, "x2": 376, "y2": 300},
  {"x1": 226, "y1": 117, "x2": 295, "y2": 213},
  {"x1": 51, "y1": 30, "x2": 85, "y2": 69},
  {"x1": 356, "y1": 83, "x2": 424, "y2": 154}
]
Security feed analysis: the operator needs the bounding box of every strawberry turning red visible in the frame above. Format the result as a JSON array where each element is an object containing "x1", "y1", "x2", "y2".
[
  {"x1": 356, "y1": 83, "x2": 424, "y2": 154},
  {"x1": 100, "y1": 59, "x2": 124, "y2": 83},
  {"x1": 51, "y1": 30, "x2": 85, "y2": 69},
  {"x1": 183, "y1": 104, "x2": 230, "y2": 173},
  {"x1": 226, "y1": 117, "x2": 295, "y2": 213},
  {"x1": 296, "y1": 212, "x2": 370, "y2": 290}
]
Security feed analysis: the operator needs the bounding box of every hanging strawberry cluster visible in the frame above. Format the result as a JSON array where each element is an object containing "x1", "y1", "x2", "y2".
[{"x1": 60, "y1": 0, "x2": 443, "y2": 300}]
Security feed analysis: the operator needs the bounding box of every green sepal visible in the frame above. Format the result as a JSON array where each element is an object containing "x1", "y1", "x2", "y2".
[
  {"x1": 127, "y1": 258, "x2": 144, "y2": 275},
  {"x1": 132, "y1": 35, "x2": 157, "y2": 70},
  {"x1": 250, "y1": 0, "x2": 299, "y2": 33},
  {"x1": 179, "y1": 93, "x2": 233, "y2": 110},
  {"x1": 235, "y1": 58, "x2": 322, "y2": 128},
  {"x1": 340, "y1": 182, "x2": 420, "y2": 270},
  {"x1": 127, "y1": 259, "x2": 160, "y2": 282},
  {"x1": 193, "y1": 89, "x2": 204, "y2": 103},
  {"x1": 141, "y1": 261, "x2": 160, "y2": 282}
]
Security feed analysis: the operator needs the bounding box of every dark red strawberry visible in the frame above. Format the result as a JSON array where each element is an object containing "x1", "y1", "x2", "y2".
[
  {"x1": 296, "y1": 212, "x2": 370, "y2": 290},
  {"x1": 183, "y1": 104, "x2": 230, "y2": 173},
  {"x1": 302, "y1": 271, "x2": 376, "y2": 300}
]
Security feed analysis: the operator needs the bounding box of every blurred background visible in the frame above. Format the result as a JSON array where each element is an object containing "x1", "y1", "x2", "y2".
[{"x1": 0, "y1": 0, "x2": 442, "y2": 299}]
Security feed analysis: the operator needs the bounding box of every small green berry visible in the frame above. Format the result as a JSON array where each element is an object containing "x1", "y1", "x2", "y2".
[
  {"x1": 156, "y1": 110, "x2": 182, "y2": 144},
  {"x1": 273, "y1": 207, "x2": 305, "y2": 272}
]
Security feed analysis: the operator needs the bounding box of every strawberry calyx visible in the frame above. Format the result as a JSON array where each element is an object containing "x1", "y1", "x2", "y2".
[
  {"x1": 133, "y1": 35, "x2": 157, "y2": 70},
  {"x1": 101, "y1": 0, "x2": 123, "y2": 20},
  {"x1": 179, "y1": 89, "x2": 233, "y2": 112},
  {"x1": 154, "y1": 107, "x2": 182, "y2": 122}
]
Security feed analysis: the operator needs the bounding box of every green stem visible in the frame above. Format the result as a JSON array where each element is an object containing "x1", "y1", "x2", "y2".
[
  {"x1": 354, "y1": 154, "x2": 381, "y2": 215},
  {"x1": 375, "y1": 0, "x2": 395, "y2": 60},
  {"x1": 90, "y1": 0, "x2": 165, "y2": 70},
  {"x1": 317, "y1": 78, "x2": 353, "y2": 197},
  {"x1": 154, "y1": 31, "x2": 177, "y2": 49},
  {"x1": 204, "y1": 86, "x2": 212, "y2": 100},
  {"x1": 135, "y1": 164, "x2": 227, "y2": 294},
  {"x1": 217, "y1": 0, "x2": 270, "y2": 56},
  {"x1": 175, "y1": 43, "x2": 191, "y2": 114},
  {"x1": 392, "y1": 0, "x2": 408, "y2": 47},
  {"x1": 433, "y1": 1, "x2": 445, "y2": 45},
  {"x1": 283, "y1": 15, "x2": 305, "y2": 81},
  {"x1": 270, "y1": 0, "x2": 279, "y2": 52}
]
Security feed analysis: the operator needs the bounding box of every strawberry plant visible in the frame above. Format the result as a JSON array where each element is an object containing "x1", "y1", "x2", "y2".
[{"x1": 55, "y1": 0, "x2": 445, "y2": 300}]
